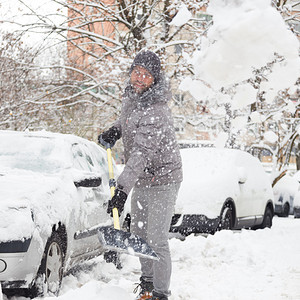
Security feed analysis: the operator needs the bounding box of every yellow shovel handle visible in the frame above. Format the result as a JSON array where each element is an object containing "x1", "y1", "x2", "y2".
[
  {"x1": 112, "y1": 208, "x2": 120, "y2": 230},
  {"x1": 106, "y1": 148, "x2": 120, "y2": 230}
]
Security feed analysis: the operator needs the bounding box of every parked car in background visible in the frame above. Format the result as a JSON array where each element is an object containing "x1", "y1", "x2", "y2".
[
  {"x1": 178, "y1": 139, "x2": 215, "y2": 149},
  {"x1": 169, "y1": 148, "x2": 274, "y2": 236},
  {"x1": 0, "y1": 130, "x2": 120, "y2": 297},
  {"x1": 293, "y1": 190, "x2": 300, "y2": 218},
  {"x1": 123, "y1": 148, "x2": 275, "y2": 237},
  {"x1": 273, "y1": 171, "x2": 300, "y2": 217}
]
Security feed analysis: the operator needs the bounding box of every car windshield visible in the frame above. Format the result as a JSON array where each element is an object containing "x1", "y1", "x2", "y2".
[{"x1": 0, "y1": 135, "x2": 67, "y2": 173}]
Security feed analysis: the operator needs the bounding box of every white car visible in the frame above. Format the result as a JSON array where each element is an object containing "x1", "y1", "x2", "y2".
[
  {"x1": 0, "y1": 130, "x2": 120, "y2": 297},
  {"x1": 170, "y1": 148, "x2": 274, "y2": 236},
  {"x1": 273, "y1": 171, "x2": 300, "y2": 217}
]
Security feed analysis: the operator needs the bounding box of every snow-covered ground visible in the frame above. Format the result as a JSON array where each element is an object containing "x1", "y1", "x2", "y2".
[
  {"x1": 3, "y1": 216, "x2": 299, "y2": 300},
  {"x1": 0, "y1": 0, "x2": 299, "y2": 298}
]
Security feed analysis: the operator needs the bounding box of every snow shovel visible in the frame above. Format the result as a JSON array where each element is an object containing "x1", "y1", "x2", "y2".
[{"x1": 97, "y1": 146, "x2": 159, "y2": 260}]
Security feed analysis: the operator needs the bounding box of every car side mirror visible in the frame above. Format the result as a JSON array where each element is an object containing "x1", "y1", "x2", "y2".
[{"x1": 74, "y1": 177, "x2": 102, "y2": 188}]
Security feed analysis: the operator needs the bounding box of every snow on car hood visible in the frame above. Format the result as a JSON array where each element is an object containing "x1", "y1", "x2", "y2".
[
  {"x1": 0, "y1": 169, "x2": 79, "y2": 242},
  {"x1": 176, "y1": 148, "x2": 242, "y2": 218}
]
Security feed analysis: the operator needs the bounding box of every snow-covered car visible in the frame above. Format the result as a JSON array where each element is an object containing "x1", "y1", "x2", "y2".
[
  {"x1": 169, "y1": 148, "x2": 274, "y2": 236},
  {"x1": 0, "y1": 130, "x2": 119, "y2": 297},
  {"x1": 273, "y1": 171, "x2": 300, "y2": 217},
  {"x1": 293, "y1": 190, "x2": 300, "y2": 218}
]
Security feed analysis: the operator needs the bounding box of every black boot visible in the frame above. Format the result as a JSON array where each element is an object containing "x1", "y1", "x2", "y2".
[
  {"x1": 151, "y1": 291, "x2": 168, "y2": 300},
  {"x1": 133, "y1": 277, "x2": 154, "y2": 300}
]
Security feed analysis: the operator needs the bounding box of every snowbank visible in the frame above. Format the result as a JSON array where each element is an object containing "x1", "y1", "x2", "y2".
[{"x1": 3, "y1": 217, "x2": 298, "y2": 300}]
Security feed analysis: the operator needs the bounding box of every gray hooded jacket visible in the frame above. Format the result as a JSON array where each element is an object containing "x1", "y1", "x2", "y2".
[{"x1": 114, "y1": 74, "x2": 183, "y2": 195}]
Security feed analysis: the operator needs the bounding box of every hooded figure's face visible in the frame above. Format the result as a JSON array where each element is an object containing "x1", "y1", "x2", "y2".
[{"x1": 130, "y1": 66, "x2": 154, "y2": 94}]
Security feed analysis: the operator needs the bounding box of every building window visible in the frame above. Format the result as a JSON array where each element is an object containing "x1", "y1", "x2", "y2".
[
  {"x1": 174, "y1": 93, "x2": 185, "y2": 106},
  {"x1": 175, "y1": 44, "x2": 182, "y2": 55},
  {"x1": 194, "y1": 13, "x2": 213, "y2": 27}
]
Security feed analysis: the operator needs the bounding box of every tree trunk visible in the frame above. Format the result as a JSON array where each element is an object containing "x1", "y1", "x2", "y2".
[{"x1": 296, "y1": 141, "x2": 300, "y2": 170}]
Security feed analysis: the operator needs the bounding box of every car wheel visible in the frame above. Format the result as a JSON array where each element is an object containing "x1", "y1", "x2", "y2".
[
  {"x1": 219, "y1": 205, "x2": 233, "y2": 230},
  {"x1": 282, "y1": 203, "x2": 290, "y2": 217},
  {"x1": 261, "y1": 207, "x2": 273, "y2": 229},
  {"x1": 30, "y1": 231, "x2": 65, "y2": 297}
]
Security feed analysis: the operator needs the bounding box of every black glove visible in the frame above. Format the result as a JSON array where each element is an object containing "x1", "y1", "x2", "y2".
[
  {"x1": 98, "y1": 126, "x2": 121, "y2": 148},
  {"x1": 107, "y1": 188, "x2": 128, "y2": 217}
]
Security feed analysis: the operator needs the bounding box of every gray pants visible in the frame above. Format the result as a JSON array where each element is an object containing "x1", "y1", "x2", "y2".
[{"x1": 130, "y1": 183, "x2": 180, "y2": 296}]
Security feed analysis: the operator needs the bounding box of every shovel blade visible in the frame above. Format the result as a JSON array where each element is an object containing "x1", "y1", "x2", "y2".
[{"x1": 98, "y1": 226, "x2": 159, "y2": 261}]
